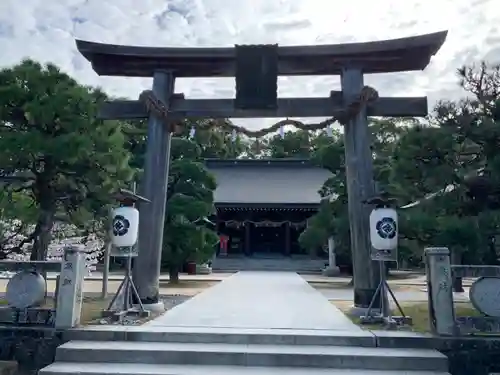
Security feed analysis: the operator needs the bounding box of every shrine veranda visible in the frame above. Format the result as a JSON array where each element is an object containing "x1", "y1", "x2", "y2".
[{"x1": 76, "y1": 31, "x2": 447, "y2": 309}]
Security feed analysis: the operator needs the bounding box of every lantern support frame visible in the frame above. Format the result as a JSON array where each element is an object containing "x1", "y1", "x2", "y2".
[
  {"x1": 359, "y1": 192, "x2": 412, "y2": 328},
  {"x1": 102, "y1": 185, "x2": 151, "y2": 322}
]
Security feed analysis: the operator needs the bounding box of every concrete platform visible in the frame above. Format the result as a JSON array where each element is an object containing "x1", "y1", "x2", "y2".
[
  {"x1": 41, "y1": 362, "x2": 450, "y2": 375},
  {"x1": 145, "y1": 271, "x2": 360, "y2": 331}
]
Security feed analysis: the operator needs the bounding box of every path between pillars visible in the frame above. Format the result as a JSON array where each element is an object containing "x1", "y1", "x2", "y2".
[{"x1": 145, "y1": 271, "x2": 360, "y2": 331}]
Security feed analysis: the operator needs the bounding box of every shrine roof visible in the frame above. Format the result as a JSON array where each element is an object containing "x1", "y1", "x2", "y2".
[
  {"x1": 76, "y1": 31, "x2": 447, "y2": 77},
  {"x1": 205, "y1": 159, "x2": 331, "y2": 208}
]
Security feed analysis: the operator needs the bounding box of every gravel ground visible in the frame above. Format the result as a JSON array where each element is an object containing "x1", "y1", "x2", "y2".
[
  {"x1": 95, "y1": 294, "x2": 192, "y2": 326},
  {"x1": 161, "y1": 294, "x2": 192, "y2": 309}
]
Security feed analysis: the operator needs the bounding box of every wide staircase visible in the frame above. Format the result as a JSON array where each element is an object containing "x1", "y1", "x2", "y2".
[
  {"x1": 42, "y1": 327, "x2": 450, "y2": 375},
  {"x1": 40, "y1": 272, "x2": 450, "y2": 375},
  {"x1": 212, "y1": 255, "x2": 325, "y2": 273}
]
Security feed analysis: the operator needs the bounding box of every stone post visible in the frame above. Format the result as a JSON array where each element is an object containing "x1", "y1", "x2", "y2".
[
  {"x1": 323, "y1": 237, "x2": 340, "y2": 276},
  {"x1": 425, "y1": 247, "x2": 457, "y2": 336},
  {"x1": 245, "y1": 221, "x2": 251, "y2": 256},
  {"x1": 55, "y1": 245, "x2": 86, "y2": 329},
  {"x1": 341, "y1": 67, "x2": 380, "y2": 309},
  {"x1": 284, "y1": 222, "x2": 291, "y2": 256},
  {"x1": 132, "y1": 71, "x2": 175, "y2": 312},
  {"x1": 451, "y1": 249, "x2": 464, "y2": 292}
]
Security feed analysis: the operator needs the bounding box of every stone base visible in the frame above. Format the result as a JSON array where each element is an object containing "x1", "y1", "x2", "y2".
[
  {"x1": 0, "y1": 360, "x2": 17, "y2": 375},
  {"x1": 347, "y1": 305, "x2": 381, "y2": 318},
  {"x1": 196, "y1": 264, "x2": 212, "y2": 275},
  {"x1": 354, "y1": 287, "x2": 380, "y2": 308},
  {"x1": 322, "y1": 266, "x2": 340, "y2": 277},
  {"x1": 136, "y1": 301, "x2": 165, "y2": 313}
]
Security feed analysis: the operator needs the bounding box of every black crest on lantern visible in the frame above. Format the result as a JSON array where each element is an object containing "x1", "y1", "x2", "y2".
[
  {"x1": 112, "y1": 214, "x2": 130, "y2": 237},
  {"x1": 376, "y1": 216, "x2": 397, "y2": 239}
]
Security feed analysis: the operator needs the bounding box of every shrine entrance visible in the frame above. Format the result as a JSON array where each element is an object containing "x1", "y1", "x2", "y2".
[
  {"x1": 76, "y1": 30, "x2": 447, "y2": 309},
  {"x1": 252, "y1": 225, "x2": 285, "y2": 256},
  {"x1": 217, "y1": 208, "x2": 309, "y2": 257},
  {"x1": 205, "y1": 158, "x2": 327, "y2": 261}
]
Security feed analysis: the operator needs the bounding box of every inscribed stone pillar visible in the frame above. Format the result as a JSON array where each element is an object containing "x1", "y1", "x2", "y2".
[
  {"x1": 55, "y1": 245, "x2": 86, "y2": 329},
  {"x1": 328, "y1": 236, "x2": 336, "y2": 267},
  {"x1": 323, "y1": 237, "x2": 340, "y2": 276},
  {"x1": 425, "y1": 247, "x2": 457, "y2": 336},
  {"x1": 132, "y1": 71, "x2": 175, "y2": 311},
  {"x1": 340, "y1": 67, "x2": 380, "y2": 309}
]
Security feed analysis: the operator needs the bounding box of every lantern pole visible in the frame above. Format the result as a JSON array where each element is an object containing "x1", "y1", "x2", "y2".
[
  {"x1": 102, "y1": 187, "x2": 151, "y2": 323},
  {"x1": 359, "y1": 191, "x2": 412, "y2": 328}
]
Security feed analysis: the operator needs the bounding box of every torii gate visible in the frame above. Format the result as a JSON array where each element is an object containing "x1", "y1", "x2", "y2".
[{"x1": 76, "y1": 31, "x2": 447, "y2": 312}]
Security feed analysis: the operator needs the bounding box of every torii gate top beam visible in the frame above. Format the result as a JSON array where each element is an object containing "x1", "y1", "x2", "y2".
[{"x1": 76, "y1": 31, "x2": 447, "y2": 78}]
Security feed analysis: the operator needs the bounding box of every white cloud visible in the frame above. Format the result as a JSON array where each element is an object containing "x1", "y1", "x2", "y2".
[{"x1": 0, "y1": 0, "x2": 499, "y2": 129}]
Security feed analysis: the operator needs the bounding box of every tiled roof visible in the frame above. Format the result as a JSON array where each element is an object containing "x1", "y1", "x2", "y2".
[{"x1": 205, "y1": 160, "x2": 331, "y2": 205}]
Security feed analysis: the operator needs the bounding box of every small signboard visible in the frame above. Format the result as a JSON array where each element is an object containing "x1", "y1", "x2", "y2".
[
  {"x1": 370, "y1": 247, "x2": 398, "y2": 262},
  {"x1": 110, "y1": 244, "x2": 139, "y2": 257}
]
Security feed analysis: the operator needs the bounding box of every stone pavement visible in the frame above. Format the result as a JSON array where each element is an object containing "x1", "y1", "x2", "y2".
[{"x1": 146, "y1": 271, "x2": 360, "y2": 330}]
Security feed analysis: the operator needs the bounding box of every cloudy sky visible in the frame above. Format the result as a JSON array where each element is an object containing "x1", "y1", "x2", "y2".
[{"x1": 0, "y1": 0, "x2": 499, "y2": 129}]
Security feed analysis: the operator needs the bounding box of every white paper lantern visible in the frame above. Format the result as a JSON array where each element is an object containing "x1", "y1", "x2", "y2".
[
  {"x1": 111, "y1": 206, "x2": 139, "y2": 247},
  {"x1": 369, "y1": 207, "x2": 398, "y2": 250}
]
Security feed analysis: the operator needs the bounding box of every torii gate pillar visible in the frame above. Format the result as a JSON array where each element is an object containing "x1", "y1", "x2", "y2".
[{"x1": 341, "y1": 67, "x2": 380, "y2": 311}]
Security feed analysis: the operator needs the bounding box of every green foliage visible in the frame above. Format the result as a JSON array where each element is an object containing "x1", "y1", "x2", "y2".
[
  {"x1": 125, "y1": 120, "x2": 220, "y2": 280},
  {"x1": 176, "y1": 119, "x2": 247, "y2": 159},
  {"x1": 0, "y1": 59, "x2": 134, "y2": 258},
  {"x1": 163, "y1": 159, "x2": 217, "y2": 271},
  {"x1": 299, "y1": 62, "x2": 500, "y2": 267},
  {"x1": 161, "y1": 147, "x2": 218, "y2": 281}
]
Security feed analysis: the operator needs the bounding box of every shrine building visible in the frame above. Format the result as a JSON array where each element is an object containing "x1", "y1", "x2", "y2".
[{"x1": 205, "y1": 158, "x2": 331, "y2": 272}]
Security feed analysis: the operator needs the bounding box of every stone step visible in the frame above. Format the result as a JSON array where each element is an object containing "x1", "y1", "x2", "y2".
[
  {"x1": 212, "y1": 269, "x2": 322, "y2": 273},
  {"x1": 212, "y1": 265, "x2": 323, "y2": 269},
  {"x1": 211, "y1": 267, "x2": 323, "y2": 273},
  {"x1": 212, "y1": 261, "x2": 324, "y2": 264},
  {"x1": 40, "y1": 362, "x2": 451, "y2": 375},
  {"x1": 68, "y1": 327, "x2": 377, "y2": 347},
  {"x1": 212, "y1": 263, "x2": 325, "y2": 270},
  {"x1": 211, "y1": 259, "x2": 326, "y2": 272},
  {"x1": 55, "y1": 341, "x2": 448, "y2": 372},
  {"x1": 212, "y1": 270, "x2": 324, "y2": 275}
]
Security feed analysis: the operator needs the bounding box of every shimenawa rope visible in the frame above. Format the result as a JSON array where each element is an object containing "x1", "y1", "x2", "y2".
[{"x1": 138, "y1": 86, "x2": 378, "y2": 136}]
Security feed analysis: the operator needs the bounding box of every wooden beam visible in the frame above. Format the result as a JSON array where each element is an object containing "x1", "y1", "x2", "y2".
[
  {"x1": 76, "y1": 31, "x2": 448, "y2": 77},
  {"x1": 98, "y1": 95, "x2": 428, "y2": 120}
]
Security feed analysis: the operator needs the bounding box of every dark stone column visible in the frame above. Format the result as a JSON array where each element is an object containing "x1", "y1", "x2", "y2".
[
  {"x1": 284, "y1": 222, "x2": 291, "y2": 256},
  {"x1": 451, "y1": 249, "x2": 464, "y2": 292},
  {"x1": 245, "y1": 221, "x2": 251, "y2": 256},
  {"x1": 341, "y1": 67, "x2": 381, "y2": 310},
  {"x1": 215, "y1": 218, "x2": 220, "y2": 256},
  {"x1": 132, "y1": 71, "x2": 175, "y2": 310}
]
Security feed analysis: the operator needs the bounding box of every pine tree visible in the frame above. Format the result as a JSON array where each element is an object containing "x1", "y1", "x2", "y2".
[{"x1": 0, "y1": 59, "x2": 134, "y2": 259}]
